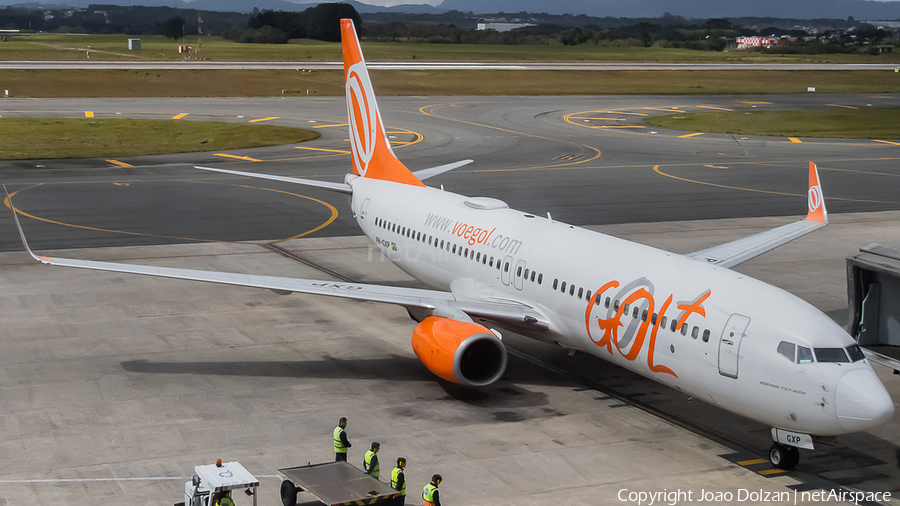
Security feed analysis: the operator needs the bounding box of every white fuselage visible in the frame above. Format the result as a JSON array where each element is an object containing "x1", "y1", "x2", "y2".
[{"x1": 348, "y1": 176, "x2": 892, "y2": 437}]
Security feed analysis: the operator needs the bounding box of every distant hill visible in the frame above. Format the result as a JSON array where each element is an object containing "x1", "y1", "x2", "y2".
[
  {"x1": 436, "y1": 0, "x2": 900, "y2": 19},
  {"x1": 1, "y1": 0, "x2": 443, "y2": 14}
]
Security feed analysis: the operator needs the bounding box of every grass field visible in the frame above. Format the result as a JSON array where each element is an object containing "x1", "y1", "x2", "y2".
[
  {"x1": 1, "y1": 69, "x2": 898, "y2": 97},
  {"x1": 4, "y1": 32, "x2": 900, "y2": 64},
  {"x1": 0, "y1": 118, "x2": 319, "y2": 159},
  {"x1": 644, "y1": 108, "x2": 900, "y2": 139}
]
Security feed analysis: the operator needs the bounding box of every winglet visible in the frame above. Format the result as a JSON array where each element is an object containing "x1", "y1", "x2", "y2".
[
  {"x1": 340, "y1": 18, "x2": 424, "y2": 187},
  {"x1": 803, "y1": 161, "x2": 827, "y2": 224},
  {"x1": 3, "y1": 185, "x2": 54, "y2": 264}
]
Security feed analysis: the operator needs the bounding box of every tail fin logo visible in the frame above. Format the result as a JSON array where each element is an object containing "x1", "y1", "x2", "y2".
[
  {"x1": 808, "y1": 184, "x2": 822, "y2": 214},
  {"x1": 346, "y1": 61, "x2": 377, "y2": 176}
]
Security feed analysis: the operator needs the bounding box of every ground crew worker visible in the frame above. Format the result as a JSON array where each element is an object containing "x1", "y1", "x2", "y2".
[
  {"x1": 391, "y1": 457, "x2": 407, "y2": 505},
  {"x1": 215, "y1": 491, "x2": 235, "y2": 506},
  {"x1": 422, "y1": 474, "x2": 441, "y2": 506},
  {"x1": 363, "y1": 442, "x2": 381, "y2": 479},
  {"x1": 333, "y1": 417, "x2": 351, "y2": 462}
]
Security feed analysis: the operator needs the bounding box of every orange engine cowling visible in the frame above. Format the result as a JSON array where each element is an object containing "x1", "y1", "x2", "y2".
[{"x1": 411, "y1": 316, "x2": 507, "y2": 387}]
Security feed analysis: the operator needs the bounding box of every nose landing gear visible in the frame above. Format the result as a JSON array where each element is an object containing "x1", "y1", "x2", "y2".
[{"x1": 768, "y1": 443, "x2": 800, "y2": 469}]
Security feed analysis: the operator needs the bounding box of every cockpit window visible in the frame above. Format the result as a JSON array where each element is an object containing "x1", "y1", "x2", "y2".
[
  {"x1": 846, "y1": 344, "x2": 866, "y2": 362},
  {"x1": 814, "y1": 347, "x2": 850, "y2": 363},
  {"x1": 797, "y1": 346, "x2": 814, "y2": 364},
  {"x1": 777, "y1": 341, "x2": 795, "y2": 362}
]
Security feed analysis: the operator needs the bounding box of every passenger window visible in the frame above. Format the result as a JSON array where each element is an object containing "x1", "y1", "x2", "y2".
[
  {"x1": 613, "y1": 300, "x2": 620, "y2": 310},
  {"x1": 777, "y1": 341, "x2": 795, "y2": 362},
  {"x1": 691, "y1": 326, "x2": 699, "y2": 339},
  {"x1": 622, "y1": 303, "x2": 629, "y2": 314},
  {"x1": 531, "y1": 271, "x2": 536, "y2": 282},
  {"x1": 490, "y1": 257, "x2": 494, "y2": 267},
  {"x1": 577, "y1": 287, "x2": 583, "y2": 298},
  {"x1": 642, "y1": 310, "x2": 648, "y2": 322},
  {"x1": 797, "y1": 346, "x2": 814, "y2": 364},
  {"x1": 605, "y1": 297, "x2": 610, "y2": 308},
  {"x1": 651, "y1": 313, "x2": 657, "y2": 325},
  {"x1": 632, "y1": 306, "x2": 639, "y2": 319},
  {"x1": 440, "y1": 240, "x2": 445, "y2": 249},
  {"x1": 464, "y1": 248, "x2": 468, "y2": 257},
  {"x1": 586, "y1": 290, "x2": 592, "y2": 301},
  {"x1": 483, "y1": 255, "x2": 487, "y2": 265},
  {"x1": 417, "y1": 232, "x2": 421, "y2": 241},
  {"x1": 452, "y1": 245, "x2": 456, "y2": 254},
  {"x1": 680, "y1": 323, "x2": 688, "y2": 336},
  {"x1": 670, "y1": 319, "x2": 677, "y2": 332},
  {"x1": 517, "y1": 266, "x2": 523, "y2": 277},
  {"x1": 470, "y1": 250, "x2": 474, "y2": 260},
  {"x1": 569, "y1": 285, "x2": 575, "y2": 296},
  {"x1": 524, "y1": 268, "x2": 529, "y2": 278},
  {"x1": 595, "y1": 294, "x2": 602, "y2": 306},
  {"x1": 661, "y1": 316, "x2": 667, "y2": 328},
  {"x1": 560, "y1": 281, "x2": 566, "y2": 292},
  {"x1": 846, "y1": 344, "x2": 865, "y2": 362},
  {"x1": 504, "y1": 262, "x2": 509, "y2": 272},
  {"x1": 537, "y1": 274, "x2": 543, "y2": 284},
  {"x1": 702, "y1": 329, "x2": 710, "y2": 342},
  {"x1": 814, "y1": 348, "x2": 850, "y2": 363}
]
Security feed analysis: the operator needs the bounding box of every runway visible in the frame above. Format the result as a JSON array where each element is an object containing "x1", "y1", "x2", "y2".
[{"x1": 1, "y1": 94, "x2": 900, "y2": 505}]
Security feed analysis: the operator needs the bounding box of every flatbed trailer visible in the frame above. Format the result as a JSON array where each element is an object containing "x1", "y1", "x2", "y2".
[{"x1": 277, "y1": 461, "x2": 400, "y2": 506}]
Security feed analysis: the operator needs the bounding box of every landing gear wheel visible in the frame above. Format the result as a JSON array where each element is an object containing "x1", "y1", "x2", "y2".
[
  {"x1": 769, "y1": 443, "x2": 799, "y2": 470},
  {"x1": 280, "y1": 480, "x2": 297, "y2": 506}
]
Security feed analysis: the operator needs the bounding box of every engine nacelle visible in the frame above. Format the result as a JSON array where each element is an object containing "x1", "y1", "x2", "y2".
[{"x1": 411, "y1": 316, "x2": 507, "y2": 387}]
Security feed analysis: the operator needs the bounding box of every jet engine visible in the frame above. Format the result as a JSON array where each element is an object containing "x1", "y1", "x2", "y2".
[{"x1": 411, "y1": 316, "x2": 507, "y2": 387}]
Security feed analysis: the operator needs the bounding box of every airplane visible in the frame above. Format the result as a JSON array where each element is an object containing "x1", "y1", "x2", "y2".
[{"x1": 4, "y1": 18, "x2": 893, "y2": 471}]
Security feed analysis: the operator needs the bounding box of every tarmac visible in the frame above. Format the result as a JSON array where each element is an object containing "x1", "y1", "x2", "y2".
[
  {"x1": 1, "y1": 93, "x2": 899, "y2": 505},
  {"x1": 1, "y1": 211, "x2": 899, "y2": 506}
]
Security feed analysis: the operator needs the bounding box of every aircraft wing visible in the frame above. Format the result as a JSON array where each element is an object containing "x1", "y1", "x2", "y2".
[
  {"x1": 685, "y1": 162, "x2": 828, "y2": 269},
  {"x1": 5, "y1": 185, "x2": 545, "y2": 327}
]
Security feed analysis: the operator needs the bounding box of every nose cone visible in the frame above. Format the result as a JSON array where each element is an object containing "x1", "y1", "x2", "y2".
[{"x1": 835, "y1": 369, "x2": 894, "y2": 432}]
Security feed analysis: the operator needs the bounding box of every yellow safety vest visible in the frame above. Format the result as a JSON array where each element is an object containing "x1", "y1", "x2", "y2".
[
  {"x1": 364, "y1": 450, "x2": 380, "y2": 478},
  {"x1": 391, "y1": 467, "x2": 406, "y2": 495},
  {"x1": 216, "y1": 497, "x2": 235, "y2": 506},
  {"x1": 333, "y1": 426, "x2": 348, "y2": 453},
  {"x1": 423, "y1": 483, "x2": 437, "y2": 505}
]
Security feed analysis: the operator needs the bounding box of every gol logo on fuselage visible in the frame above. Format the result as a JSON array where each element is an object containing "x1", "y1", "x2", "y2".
[{"x1": 584, "y1": 277, "x2": 712, "y2": 378}]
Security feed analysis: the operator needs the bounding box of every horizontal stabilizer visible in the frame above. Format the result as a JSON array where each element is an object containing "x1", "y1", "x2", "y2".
[
  {"x1": 194, "y1": 166, "x2": 352, "y2": 194},
  {"x1": 412, "y1": 160, "x2": 474, "y2": 181}
]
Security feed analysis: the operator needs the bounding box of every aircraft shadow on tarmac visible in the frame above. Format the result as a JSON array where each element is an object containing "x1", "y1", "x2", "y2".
[{"x1": 120, "y1": 349, "x2": 900, "y2": 488}]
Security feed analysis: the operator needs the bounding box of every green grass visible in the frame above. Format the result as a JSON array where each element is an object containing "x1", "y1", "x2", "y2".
[
  {"x1": 5, "y1": 32, "x2": 900, "y2": 63},
  {"x1": 644, "y1": 108, "x2": 900, "y2": 139},
  {"x1": 0, "y1": 118, "x2": 320, "y2": 159},
  {"x1": 1, "y1": 69, "x2": 898, "y2": 97}
]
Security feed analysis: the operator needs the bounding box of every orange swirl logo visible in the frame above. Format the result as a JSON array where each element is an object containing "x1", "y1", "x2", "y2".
[{"x1": 346, "y1": 61, "x2": 378, "y2": 176}]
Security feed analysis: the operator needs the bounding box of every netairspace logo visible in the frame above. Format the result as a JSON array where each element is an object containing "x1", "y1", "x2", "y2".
[{"x1": 618, "y1": 488, "x2": 891, "y2": 505}]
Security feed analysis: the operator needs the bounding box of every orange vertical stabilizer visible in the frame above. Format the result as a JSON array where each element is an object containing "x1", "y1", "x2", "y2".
[{"x1": 340, "y1": 19, "x2": 424, "y2": 187}]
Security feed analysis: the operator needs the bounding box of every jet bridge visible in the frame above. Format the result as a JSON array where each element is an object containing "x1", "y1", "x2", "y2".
[{"x1": 847, "y1": 243, "x2": 900, "y2": 371}]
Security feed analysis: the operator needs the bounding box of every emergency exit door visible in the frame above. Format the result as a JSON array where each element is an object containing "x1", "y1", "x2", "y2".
[{"x1": 718, "y1": 314, "x2": 751, "y2": 379}]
